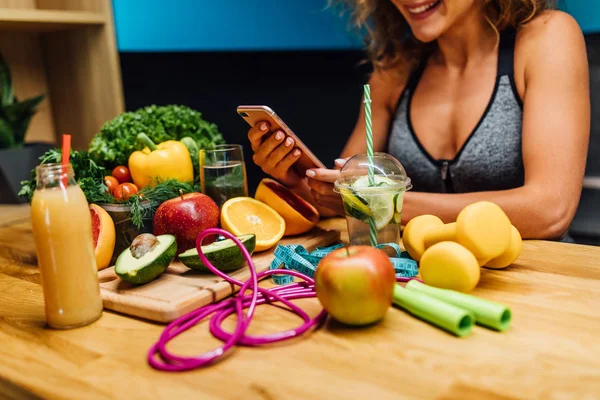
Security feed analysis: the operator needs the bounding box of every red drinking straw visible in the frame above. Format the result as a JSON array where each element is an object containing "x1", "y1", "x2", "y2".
[{"x1": 61, "y1": 134, "x2": 71, "y2": 188}]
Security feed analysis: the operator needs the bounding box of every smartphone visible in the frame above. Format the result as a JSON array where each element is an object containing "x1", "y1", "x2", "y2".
[{"x1": 237, "y1": 105, "x2": 326, "y2": 176}]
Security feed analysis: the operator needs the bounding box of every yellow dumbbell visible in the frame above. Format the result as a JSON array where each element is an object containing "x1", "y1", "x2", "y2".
[
  {"x1": 482, "y1": 225, "x2": 522, "y2": 269},
  {"x1": 403, "y1": 201, "x2": 512, "y2": 262},
  {"x1": 419, "y1": 241, "x2": 481, "y2": 292},
  {"x1": 418, "y1": 225, "x2": 522, "y2": 293}
]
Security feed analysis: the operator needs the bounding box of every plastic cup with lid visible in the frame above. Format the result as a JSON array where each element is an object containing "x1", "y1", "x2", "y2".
[{"x1": 333, "y1": 152, "x2": 412, "y2": 246}]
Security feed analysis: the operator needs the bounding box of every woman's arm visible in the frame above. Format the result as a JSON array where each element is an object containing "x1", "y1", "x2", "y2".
[
  {"x1": 302, "y1": 68, "x2": 406, "y2": 216},
  {"x1": 402, "y1": 12, "x2": 590, "y2": 240}
]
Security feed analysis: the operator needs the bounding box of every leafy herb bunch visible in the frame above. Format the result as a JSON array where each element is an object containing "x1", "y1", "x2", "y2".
[
  {"x1": 19, "y1": 149, "x2": 198, "y2": 229},
  {"x1": 18, "y1": 149, "x2": 108, "y2": 203}
]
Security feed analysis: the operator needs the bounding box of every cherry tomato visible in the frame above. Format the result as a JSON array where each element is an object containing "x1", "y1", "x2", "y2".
[
  {"x1": 112, "y1": 166, "x2": 131, "y2": 183},
  {"x1": 113, "y1": 183, "x2": 139, "y2": 201},
  {"x1": 104, "y1": 176, "x2": 119, "y2": 194}
]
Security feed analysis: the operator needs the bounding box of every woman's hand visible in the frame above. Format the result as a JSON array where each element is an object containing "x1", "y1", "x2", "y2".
[
  {"x1": 247, "y1": 121, "x2": 302, "y2": 187},
  {"x1": 305, "y1": 159, "x2": 347, "y2": 217}
]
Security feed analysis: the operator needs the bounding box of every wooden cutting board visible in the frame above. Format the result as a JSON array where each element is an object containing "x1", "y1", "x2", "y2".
[{"x1": 98, "y1": 227, "x2": 340, "y2": 323}]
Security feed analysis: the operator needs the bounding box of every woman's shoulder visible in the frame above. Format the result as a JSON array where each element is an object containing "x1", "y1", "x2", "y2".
[
  {"x1": 517, "y1": 10, "x2": 583, "y2": 41},
  {"x1": 514, "y1": 10, "x2": 586, "y2": 63},
  {"x1": 513, "y1": 10, "x2": 587, "y2": 90},
  {"x1": 369, "y1": 65, "x2": 410, "y2": 114}
]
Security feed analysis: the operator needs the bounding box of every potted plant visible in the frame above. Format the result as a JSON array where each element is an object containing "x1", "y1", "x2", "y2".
[{"x1": 0, "y1": 52, "x2": 50, "y2": 204}]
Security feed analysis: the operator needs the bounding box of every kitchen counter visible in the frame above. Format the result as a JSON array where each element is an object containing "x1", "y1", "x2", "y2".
[{"x1": 0, "y1": 209, "x2": 599, "y2": 399}]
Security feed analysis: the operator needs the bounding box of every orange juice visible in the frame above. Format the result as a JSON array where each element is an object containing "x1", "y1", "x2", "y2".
[{"x1": 30, "y1": 163, "x2": 103, "y2": 329}]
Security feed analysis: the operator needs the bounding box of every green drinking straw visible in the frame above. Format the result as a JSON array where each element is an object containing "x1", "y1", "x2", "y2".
[
  {"x1": 364, "y1": 84, "x2": 375, "y2": 183},
  {"x1": 363, "y1": 84, "x2": 378, "y2": 246}
]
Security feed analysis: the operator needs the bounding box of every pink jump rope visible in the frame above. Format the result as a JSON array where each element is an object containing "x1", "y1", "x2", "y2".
[
  {"x1": 148, "y1": 228, "x2": 417, "y2": 371},
  {"x1": 148, "y1": 228, "x2": 327, "y2": 371}
]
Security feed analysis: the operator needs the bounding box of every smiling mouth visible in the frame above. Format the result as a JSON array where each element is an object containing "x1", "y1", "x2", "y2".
[{"x1": 406, "y1": 0, "x2": 442, "y2": 15}]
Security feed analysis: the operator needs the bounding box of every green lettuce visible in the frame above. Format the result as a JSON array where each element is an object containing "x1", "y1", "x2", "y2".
[{"x1": 88, "y1": 104, "x2": 225, "y2": 168}]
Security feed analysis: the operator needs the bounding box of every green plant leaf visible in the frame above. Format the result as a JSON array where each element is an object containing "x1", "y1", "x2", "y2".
[
  {"x1": 0, "y1": 52, "x2": 13, "y2": 107},
  {"x1": 3, "y1": 94, "x2": 44, "y2": 122},
  {"x1": 0, "y1": 51, "x2": 44, "y2": 148},
  {"x1": 12, "y1": 112, "x2": 34, "y2": 146},
  {"x1": 1, "y1": 93, "x2": 44, "y2": 147},
  {"x1": 0, "y1": 118, "x2": 14, "y2": 149}
]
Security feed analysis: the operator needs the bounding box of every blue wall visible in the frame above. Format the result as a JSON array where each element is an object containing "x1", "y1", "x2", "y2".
[
  {"x1": 562, "y1": 0, "x2": 600, "y2": 34},
  {"x1": 111, "y1": 0, "x2": 361, "y2": 52},
  {"x1": 111, "y1": 0, "x2": 599, "y2": 52}
]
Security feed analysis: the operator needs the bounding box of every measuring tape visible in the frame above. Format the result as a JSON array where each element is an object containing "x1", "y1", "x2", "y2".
[{"x1": 269, "y1": 243, "x2": 419, "y2": 285}]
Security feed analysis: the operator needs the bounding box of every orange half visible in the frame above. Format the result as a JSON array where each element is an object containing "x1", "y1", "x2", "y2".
[
  {"x1": 220, "y1": 197, "x2": 285, "y2": 252},
  {"x1": 255, "y1": 178, "x2": 320, "y2": 236},
  {"x1": 90, "y1": 204, "x2": 116, "y2": 270}
]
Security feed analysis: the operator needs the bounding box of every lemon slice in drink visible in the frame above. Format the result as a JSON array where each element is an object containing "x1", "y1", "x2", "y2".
[
  {"x1": 340, "y1": 190, "x2": 372, "y2": 222},
  {"x1": 360, "y1": 192, "x2": 395, "y2": 230},
  {"x1": 348, "y1": 175, "x2": 397, "y2": 229}
]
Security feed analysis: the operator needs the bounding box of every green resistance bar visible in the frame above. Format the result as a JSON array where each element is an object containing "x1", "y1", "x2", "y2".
[
  {"x1": 392, "y1": 284, "x2": 474, "y2": 337},
  {"x1": 405, "y1": 280, "x2": 512, "y2": 332}
]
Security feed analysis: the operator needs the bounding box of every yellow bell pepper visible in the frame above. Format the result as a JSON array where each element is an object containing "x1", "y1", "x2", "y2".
[{"x1": 129, "y1": 133, "x2": 194, "y2": 189}]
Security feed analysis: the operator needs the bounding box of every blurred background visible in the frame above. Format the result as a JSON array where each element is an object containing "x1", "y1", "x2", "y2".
[
  {"x1": 114, "y1": 0, "x2": 369, "y2": 191},
  {"x1": 0, "y1": 0, "x2": 598, "y2": 244},
  {"x1": 114, "y1": 0, "x2": 600, "y2": 246}
]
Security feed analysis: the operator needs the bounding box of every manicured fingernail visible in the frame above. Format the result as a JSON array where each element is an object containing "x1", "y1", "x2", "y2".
[
  {"x1": 260, "y1": 123, "x2": 267, "y2": 131},
  {"x1": 306, "y1": 170, "x2": 315, "y2": 177},
  {"x1": 335, "y1": 158, "x2": 346, "y2": 166},
  {"x1": 275, "y1": 131, "x2": 283, "y2": 140},
  {"x1": 285, "y1": 138, "x2": 293, "y2": 147},
  {"x1": 293, "y1": 149, "x2": 301, "y2": 156}
]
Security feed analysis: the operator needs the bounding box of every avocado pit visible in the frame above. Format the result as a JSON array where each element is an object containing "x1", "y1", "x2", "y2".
[{"x1": 130, "y1": 233, "x2": 159, "y2": 259}]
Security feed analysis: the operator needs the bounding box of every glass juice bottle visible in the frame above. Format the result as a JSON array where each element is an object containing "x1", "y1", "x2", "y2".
[{"x1": 30, "y1": 163, "x2": 103, "y2": 329}]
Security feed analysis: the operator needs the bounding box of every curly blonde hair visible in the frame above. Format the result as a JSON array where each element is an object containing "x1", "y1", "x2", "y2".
[{"x1": 334, "y1": 0, "x2": 556, "y2": 73}]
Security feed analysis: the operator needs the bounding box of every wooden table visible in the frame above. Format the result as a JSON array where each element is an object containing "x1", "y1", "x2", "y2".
[{"x1": 1, "y1": 208, "x2": 599, "y2": 400}]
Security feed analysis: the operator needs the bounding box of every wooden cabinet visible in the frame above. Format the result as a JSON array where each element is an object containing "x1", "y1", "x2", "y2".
[{"x1": 0, "y1": 0, "x2": 124, "y2": 149}]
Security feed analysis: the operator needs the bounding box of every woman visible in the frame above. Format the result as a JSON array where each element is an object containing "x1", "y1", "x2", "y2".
[{"x1": 247, "y1": 0, "x2": 590, "y2": 240}]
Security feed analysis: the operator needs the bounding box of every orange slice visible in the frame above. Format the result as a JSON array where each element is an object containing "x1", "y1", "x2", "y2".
[
  {"x1": 255, "y1": 178, "x2": 320, "y2": 236},
  {"x1": 220, "y1": 197, "x2": 285, "y2": 252},
  {"x1": 90, "y1": 204, "x2": 116, "y2": 270}
]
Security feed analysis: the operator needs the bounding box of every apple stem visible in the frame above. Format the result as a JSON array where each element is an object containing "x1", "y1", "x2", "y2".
[
  {"x1": 345, "y1": 247, "x2": 350, "y2": 257},
  {"x1": 179, "y1": 189, "x2": 184, "y2": 201}
]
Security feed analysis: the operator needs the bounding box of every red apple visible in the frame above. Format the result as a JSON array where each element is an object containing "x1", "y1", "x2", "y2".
[
  {"x1": 314, "y1": 246, "x2": 396, "y2": 326},
  {"x1": 153, "y1": 192, "x2": 220, "y2": 253}
]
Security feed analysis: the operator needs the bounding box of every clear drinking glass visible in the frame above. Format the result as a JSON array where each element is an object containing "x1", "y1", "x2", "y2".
[
  {"x1": 200, "y1": 144, "x2": 249, "y2": 208},
  {"x1": 30, "y1": 163, "x2": 104, "y2": 329}
]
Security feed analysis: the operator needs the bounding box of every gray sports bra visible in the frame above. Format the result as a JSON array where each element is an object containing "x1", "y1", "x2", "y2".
[{"x1": 387, "y1": 28, "x2": 524, "y2": 193}]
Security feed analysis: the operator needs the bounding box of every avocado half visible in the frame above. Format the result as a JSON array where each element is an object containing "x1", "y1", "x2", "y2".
[
  {"x1": 178, "y1": 233, "x2": 256, "y2": 272},
  {"x1": 115, "y1": 234, "x2": 177, "y2": 285}
]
